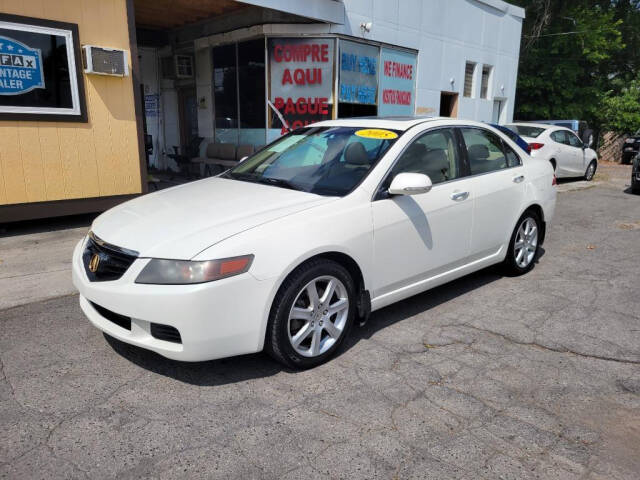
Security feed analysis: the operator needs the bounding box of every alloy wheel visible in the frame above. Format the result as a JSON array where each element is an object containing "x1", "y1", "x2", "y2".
[
  {"x1": 287, "y1": 275, "x2": 349, "y2": 357},
  {"x1": 586, "y1": 163, "x2": 596, "y2": 180},
  {"x1": 514, "y1": 217, "x2": 538, "y2": 268}
]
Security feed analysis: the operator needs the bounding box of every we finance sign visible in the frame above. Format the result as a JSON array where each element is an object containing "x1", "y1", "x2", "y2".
[{"x1": 0, "y1": 36, "x2": 44, "y2": 95}]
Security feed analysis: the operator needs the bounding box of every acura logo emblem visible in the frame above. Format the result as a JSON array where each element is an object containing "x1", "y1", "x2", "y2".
[{"x1": 89, "y1": 254, "x2": 100, "y2": 273}]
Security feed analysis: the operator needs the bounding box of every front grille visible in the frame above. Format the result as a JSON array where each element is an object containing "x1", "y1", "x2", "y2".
[
  {"x1": 83, "y1": 233, "x2": 138, "y2": 282},
  {"x1": 90, "y1": 301, "x2": 131, "y2": 330},
  {"x1": 150, "y1": 323, "x2": 182, "y2": 344}
]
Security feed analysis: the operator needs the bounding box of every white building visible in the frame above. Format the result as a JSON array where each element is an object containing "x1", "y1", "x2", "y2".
[{"x1": 135, "y1": 0, "x2": 524, "y2": 170}]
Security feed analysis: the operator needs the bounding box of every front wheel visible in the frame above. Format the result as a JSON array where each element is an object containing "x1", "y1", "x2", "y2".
[
  {"x1": 584, "y1": 161, "x2": 597, "y2": 181},
  {"x1": 503, "y1": 212, "x2": 541, "y2": 276},
  {"x1": 265, "y1": 259, "x2": 356, "y2": 369}
]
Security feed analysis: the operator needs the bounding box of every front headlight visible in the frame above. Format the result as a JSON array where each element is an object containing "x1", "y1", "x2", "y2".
[
  {"x1": 625, "y1": 138, "x2": 636, "y2": 143},
  {"x1": 135, "y1": 255, "x2": 254, "y2": 284}
]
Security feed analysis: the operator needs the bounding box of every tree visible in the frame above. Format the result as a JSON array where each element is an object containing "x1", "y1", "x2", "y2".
[
  {"x1": 601, "y1": 74, "x2": 640, "y2": 133},
  {"x1": 512, "y1": 1, "x2": 640, "y2": 133}
]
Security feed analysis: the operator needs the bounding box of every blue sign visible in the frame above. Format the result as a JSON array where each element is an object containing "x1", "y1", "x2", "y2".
[
  {"x1": 339, "y1": 40, "x2": 379, "y2": 105},
  {"x1": 0, "y1": 36, "x2": 44, "y2": 95}
]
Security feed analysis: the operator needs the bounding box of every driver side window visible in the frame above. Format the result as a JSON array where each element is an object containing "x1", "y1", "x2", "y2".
[{"x1": 386, "y1": 128, "x2": 460, "y2": 187}]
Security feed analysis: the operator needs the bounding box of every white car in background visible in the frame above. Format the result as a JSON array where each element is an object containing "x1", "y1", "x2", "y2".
[
  {"x1": 505, "y1": 123, "x2": 598, "y2": 180},
  {"x1": 73, "y1": 118, "x2": 556, "y2": 369}
]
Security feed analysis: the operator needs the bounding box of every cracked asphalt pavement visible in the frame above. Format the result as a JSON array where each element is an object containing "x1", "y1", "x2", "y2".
[{"x1": 1, "y1": 166, "x2": 639, "y2": 479}]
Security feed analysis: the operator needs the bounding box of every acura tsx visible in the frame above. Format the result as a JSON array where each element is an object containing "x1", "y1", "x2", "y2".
[{"x1": 73, "y1": 117, "x2": 556, "y2": 368}]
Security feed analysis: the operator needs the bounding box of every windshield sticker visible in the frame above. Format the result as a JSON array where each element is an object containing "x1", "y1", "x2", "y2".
[{"x1": 355, "y1": 129, "x2": 398, "y2": 140}]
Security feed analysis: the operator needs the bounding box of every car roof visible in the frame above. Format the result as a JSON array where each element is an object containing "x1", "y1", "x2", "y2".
[
  {"x1": 311, "y1": 116, "x2": 492, "y2": 131},
  {"x1": 506, "y1": 122, "x2": 555, "y2": 129}
]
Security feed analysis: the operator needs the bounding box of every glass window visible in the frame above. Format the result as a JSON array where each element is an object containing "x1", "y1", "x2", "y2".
[
  {"x1": 226, "y1": 126, "x2": 398, "y2": 196},
  {"x1": 463, "y1": 62, "x2": 476, "y2": 98},
  {"x1": 566, "y1": 131, "x2": 583, "y2": 148},
  {"x1": 461, "y1": 128, "x2": 508, "y2": 175},
  {"x1": 550, "y1": 130, "x2": 569, "y2": 145},
  {"x1": 175, "y1": 55, "x2": 194, "y2": 77},
  {"x1": 0, "y1": 29, "x2": 73, "y2": 109},
  {"x1": 505, "y1": 124, "x2": 546, "y2": 138},
  {"x1": 238, "y1": 39, "x2": 265, "y2": 129},
  {"x1": 480, "y1": 65, "x2": 492, "y2": 99},
  {"x1": 502, "y1": 140, "x2": 522, "y2": 167},
  {"x1": 387, "y1": 128, "x2": 460, "y2": 186},
  {"x1": 212, "y1": 44, "x2": 238, "y2": 129}
]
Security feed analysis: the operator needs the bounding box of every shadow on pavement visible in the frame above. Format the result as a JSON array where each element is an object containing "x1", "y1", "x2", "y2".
[
  {"x1": 346, "y1": 266, "x2": 504, "y2": 349},
  {"x1": 104, "y1": 260, "x2": 529, "y2": 386},
  {"x1": 0, "y1": 213, "x2": 97, "y2": 237},
  {"x1": 104, "y1": 333, "x2": 284, "y2": 386}
]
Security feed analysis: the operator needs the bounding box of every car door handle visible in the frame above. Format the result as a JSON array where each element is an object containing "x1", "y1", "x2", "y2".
[
  {"x1": 451, "y1": 191, "x2": 469, "y2": 201},
  {"x1": 513, "y1": 175, "x2": 525, "y2": 183}
]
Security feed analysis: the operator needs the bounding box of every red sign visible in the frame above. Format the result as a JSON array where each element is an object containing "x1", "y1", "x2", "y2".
[{"x1": 269, "y1": 38, "x2": 334, "y2": 134}]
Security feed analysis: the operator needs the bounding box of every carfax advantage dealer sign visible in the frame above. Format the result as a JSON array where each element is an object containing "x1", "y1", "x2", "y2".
[
  {"x1": 0, "y1": 13, "x2": 86, "y2": 121},
  {"x1": 0, "y1": 35, "x2": 44, "y2": 95}
]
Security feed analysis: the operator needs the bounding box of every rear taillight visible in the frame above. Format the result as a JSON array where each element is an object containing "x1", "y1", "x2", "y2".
[
  {"x1": 529, "y1": 142, "x2": 545, "y2": 150},
  {"x1": 552, "y1": 174, "x2": 557, "y2": 186}
]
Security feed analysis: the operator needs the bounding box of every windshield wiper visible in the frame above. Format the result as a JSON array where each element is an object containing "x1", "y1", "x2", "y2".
[
  {"x1": 225, "y1": 172, "x2": 259, "y2": 182},
  {"x1": 257, "y1": 177, "x2": 304, "y2": 192}
]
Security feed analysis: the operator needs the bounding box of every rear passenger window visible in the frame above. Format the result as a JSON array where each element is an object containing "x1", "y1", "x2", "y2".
[
  {"x1": 387, "y1": 128, "x2": 461, "y2": 185},
  {"x1": 460, "y1": 128, "x2": 508, "y2": 175},
  {"x1": 551, "y1": 130, "x2": 569, "y2": 145},
  {"x1": 567, "y1": 132, "x2": 583, "y2": 148},
  {"x1": 502, "y1": 140, "x2": 521, "y2": 167}
]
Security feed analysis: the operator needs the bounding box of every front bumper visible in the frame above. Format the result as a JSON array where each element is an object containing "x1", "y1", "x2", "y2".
[{"x1": 72, "y1": 237, "x2": 275, "y2": 361}]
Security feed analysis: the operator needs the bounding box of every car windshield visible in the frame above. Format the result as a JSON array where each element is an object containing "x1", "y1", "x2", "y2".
[
  {"x1": 505, "y1": 124, "x2": 546, "y2": 138},
  {"x1": 225, "y1": 126, "x2": 400, "y2": 196}
]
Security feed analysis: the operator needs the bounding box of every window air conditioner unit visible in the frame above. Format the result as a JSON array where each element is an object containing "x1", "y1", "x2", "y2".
[{"x1": 83, "y1": 45, "x2": 129, "y2": 76}]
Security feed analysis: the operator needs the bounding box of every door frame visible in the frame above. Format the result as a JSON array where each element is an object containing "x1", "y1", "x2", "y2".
[
  {"x1": 439, "y1": 91, "x2": 459, "y2": 118},
  {"x1": 177, "y1": 86, "x2": 198, "y2": 150}
]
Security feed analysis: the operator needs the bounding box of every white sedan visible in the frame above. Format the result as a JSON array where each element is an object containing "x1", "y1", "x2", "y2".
[
  {"x1": 505, "y1": 122, "x2": 598, "y2": 180},
  {"x1": 73, "y1": 118, "x2": 556, "y2": 368}
]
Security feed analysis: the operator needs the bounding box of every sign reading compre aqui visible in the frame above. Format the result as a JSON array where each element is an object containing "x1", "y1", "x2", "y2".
[{"x1": 269, "y1": 38, "x2": 335, "y2": 134}]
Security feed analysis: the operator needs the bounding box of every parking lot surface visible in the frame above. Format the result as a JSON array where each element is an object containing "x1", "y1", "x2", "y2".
[{"x1": 1, "y1": 166, "x2": 639, "y2": 479}]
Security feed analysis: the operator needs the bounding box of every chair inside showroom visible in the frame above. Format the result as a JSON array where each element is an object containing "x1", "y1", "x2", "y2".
[{"x1": 167, "y1": 136, "x2": 203, "y2": 179}]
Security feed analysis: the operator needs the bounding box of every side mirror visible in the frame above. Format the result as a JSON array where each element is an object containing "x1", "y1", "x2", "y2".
[{"x1": 388, "y1": 173, "x2": 433, "y2": 196}]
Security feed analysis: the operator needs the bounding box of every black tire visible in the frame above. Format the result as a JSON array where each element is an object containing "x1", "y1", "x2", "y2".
[
  {"x1": 584, "y1": 160, "x2": 597, "y2": 181},
  {"x1": 503, "y1": 211, "x2": 542, "y2": 276},
  {"x1": 265, "y1": 258, "x2": 356, "y2": 369}
]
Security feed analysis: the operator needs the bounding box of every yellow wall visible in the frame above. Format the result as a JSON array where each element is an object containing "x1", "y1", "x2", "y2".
[{"x1": 0, "y1": 0, "x2": 142, "y2": 206}]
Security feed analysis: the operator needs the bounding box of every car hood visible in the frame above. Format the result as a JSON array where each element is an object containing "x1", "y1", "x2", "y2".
[{"x1": 92, "y1": 177, "x2": 336, "y2": 259}]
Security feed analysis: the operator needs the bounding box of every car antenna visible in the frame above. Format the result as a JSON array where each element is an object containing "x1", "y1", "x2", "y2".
[{"x1": 267, "y1": 99, "x2": 292, "y2": 133}]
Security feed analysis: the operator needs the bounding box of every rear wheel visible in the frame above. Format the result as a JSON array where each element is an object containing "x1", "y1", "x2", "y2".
[
  {"x1": 584, "y1": 161, "x2": 597, "y2": 181},
  {"x1": 503, "y1": 211, "x2": 541, "y2": 276},
  {"x1": 265, "y1": 259, "x2": 356, "y2": 369}
]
